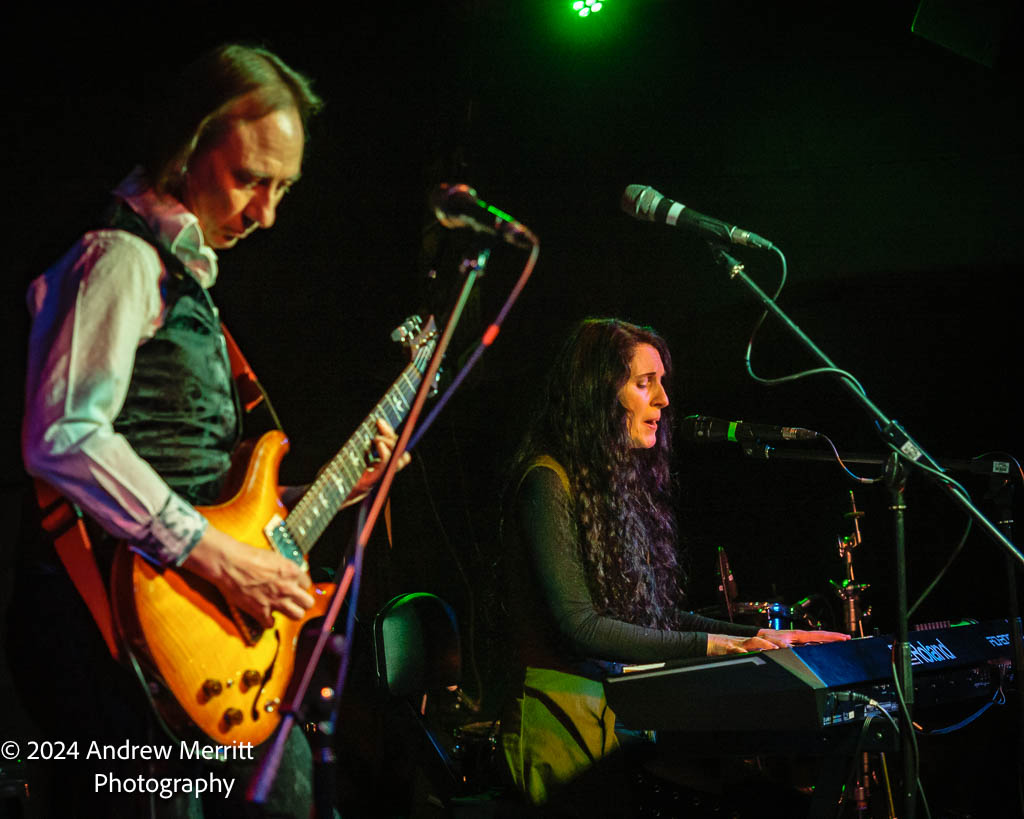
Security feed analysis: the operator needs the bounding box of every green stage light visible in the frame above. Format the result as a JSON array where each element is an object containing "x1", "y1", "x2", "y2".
[{"x1": 572, "y1": 0, "x2": 604, "y2": 18}]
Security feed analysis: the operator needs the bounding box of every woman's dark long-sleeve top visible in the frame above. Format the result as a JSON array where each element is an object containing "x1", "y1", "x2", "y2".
[{"x1": 504, "y1": 463, "x2": 759, "y2": 678}]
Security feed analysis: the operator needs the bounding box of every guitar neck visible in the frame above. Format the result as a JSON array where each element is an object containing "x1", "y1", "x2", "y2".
[{"x1": 283, "y1": 359, "x2": 425, "y2": 555}]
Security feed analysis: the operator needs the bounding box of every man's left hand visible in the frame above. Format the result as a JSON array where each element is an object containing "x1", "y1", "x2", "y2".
[{"x1": 350, "y1": 418, "x2": 411, "y2": 498}]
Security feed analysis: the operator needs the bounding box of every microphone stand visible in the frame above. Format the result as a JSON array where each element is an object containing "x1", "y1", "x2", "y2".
[
  {"x1": 246, "y1": 216, "x2": 540, "y2": 813},
  {"x1": 711, "y1": 247, "x2": 1021, "y2": 564},
  {"x1": 883, "y1": 452, "x2": 917, "y2": 818},
  {"x1": 986, "y1": 475, "x2": 1024, "y2": 812},
  {"x1": 710, "y1": 246, "x2": 1022, "y2": 819},
  {"x1": 246, "y1": 245, "x2": 490, "y2": 815}
]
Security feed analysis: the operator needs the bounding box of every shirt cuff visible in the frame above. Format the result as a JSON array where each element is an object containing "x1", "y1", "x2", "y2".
[{"x1": 131, "y1": 492, "x2": 208, "y2": 565}]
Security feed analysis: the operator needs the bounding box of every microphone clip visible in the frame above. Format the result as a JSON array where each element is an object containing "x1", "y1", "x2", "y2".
[
  {"x1": 742, "y1": 441, "x2": 774, "y2": 460},
  {"x1": 709, "y1": 243, "x2": 745, "y2": 279}
]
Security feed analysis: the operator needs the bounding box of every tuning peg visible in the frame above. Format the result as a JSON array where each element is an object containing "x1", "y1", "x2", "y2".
[{"x1": 391, "y1": 315, "x2": 422, "y2": 344}]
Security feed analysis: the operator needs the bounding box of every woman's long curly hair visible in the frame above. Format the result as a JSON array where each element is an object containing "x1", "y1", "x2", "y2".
[{"x1": 509, "y1": 318, "x2": 683, "y2": 629}]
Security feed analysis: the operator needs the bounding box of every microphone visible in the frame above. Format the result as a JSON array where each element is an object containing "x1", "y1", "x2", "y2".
[
  {"x1": 430, "y1": 183, "x2": 537, "y2": 249},
  {"x1": 681, "y1": 414, "x2": 819, "y2": 443},
  {"x1": 621, "y1": 185, "x2": 774, "y2": 249}
]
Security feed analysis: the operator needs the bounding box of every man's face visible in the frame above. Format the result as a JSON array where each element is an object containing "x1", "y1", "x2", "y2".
[{"x1": 183, "y1": 102, "x2": 304, "y2": 250}]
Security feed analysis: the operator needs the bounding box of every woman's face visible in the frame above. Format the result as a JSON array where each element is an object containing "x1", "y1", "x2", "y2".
[{"x1": 617, "y1": 343, "x2": 669, "y2": 448}]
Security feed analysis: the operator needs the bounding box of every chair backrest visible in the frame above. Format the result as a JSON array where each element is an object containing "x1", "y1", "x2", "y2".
[{"x1": 373, "y1": 592, "x2": 461, "y2": 699}]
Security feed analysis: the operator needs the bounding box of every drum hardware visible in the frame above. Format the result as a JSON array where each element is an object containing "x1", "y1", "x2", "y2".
[
  {"x1": 829, "y1": 490, "x2": 892, "y2": 818},
  {"x1": 713, "y1": 546, "x2": 821, "y2": 630},
  {"x1": 831, "y1": 490, "x2": 871, "y2": 639},
  {"x1": 732, "y1": 598, "x2": 821, "y2": 631},
  {"x1": 715, "y1": 546, "x2": 739, "y2": 621}
]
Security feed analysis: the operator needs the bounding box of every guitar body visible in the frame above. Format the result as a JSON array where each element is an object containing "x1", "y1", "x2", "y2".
[
  {"x1": 111, "y1": 314, "x2": 436, "y2": 745},
  {"x1": 112, "y1": 430, "x2": 335, "y2": 746}
]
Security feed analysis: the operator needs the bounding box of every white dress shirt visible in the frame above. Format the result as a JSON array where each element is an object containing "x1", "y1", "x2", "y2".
[{"x1": 22, "y1": 169, "x2": 224, "y2": 565}]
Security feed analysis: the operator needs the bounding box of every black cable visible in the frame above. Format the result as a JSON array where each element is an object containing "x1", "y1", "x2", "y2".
[
  {"x1": 889, "y1": 654, "x2": 933, "y2": 819},
  {"x1": 908, "y1": 515, "x2": 972, "y2": 619},
  {"x1": 832, "y1": 710, "x2": 878, "y2": 819},
  {"x1": 743, "y1": 246, "x2": 870, "y2": 395}
]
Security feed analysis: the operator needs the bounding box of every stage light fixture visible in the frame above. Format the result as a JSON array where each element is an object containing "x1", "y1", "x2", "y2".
[{"x1": 572, "y1": 0, "x2": 604, "y2": 18}]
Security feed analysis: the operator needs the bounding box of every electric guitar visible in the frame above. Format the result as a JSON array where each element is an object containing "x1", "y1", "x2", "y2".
[{"x1": 111, "y1": 316, "x2": 437, "y2": 745}]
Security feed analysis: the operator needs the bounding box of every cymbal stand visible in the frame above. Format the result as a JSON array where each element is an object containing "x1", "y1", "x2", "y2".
[
  {"x1": 830, "y1": 491, "x2": 895, "y2": 818},
  {"x1": 831, "y1": 490, "x2": 871, "y2": 639}
]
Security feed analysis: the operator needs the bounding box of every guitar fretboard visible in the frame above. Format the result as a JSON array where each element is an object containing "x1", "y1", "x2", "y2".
[{"x1": 284, "y1": 346, "x2": 431, "y2": 553}]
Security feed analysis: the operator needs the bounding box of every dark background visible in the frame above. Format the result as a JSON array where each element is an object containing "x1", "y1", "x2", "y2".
[{"x1": 3, "y1": 0, "x2": 1022, "y2": 813}]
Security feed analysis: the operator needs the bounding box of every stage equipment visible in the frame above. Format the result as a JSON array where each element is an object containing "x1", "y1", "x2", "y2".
[
  {"x1": 831, "y1": 491, "x2": 871, "y2": 639},
  {"x1": 624, "y1": 191, "x2": 1022, "y2": 816},
  {"x1": 607, "y1": 619, "x2": 1013, "y2": 818},
  {"x1": 606, "y1": 618, "x2": 1012, "y2": 733},
  {"x1": 681, "y1": 413, "x2": 820, "y2": 445},
  {"x1": 250, "y1": 184, "x2": 540, "y2": 809},
  {"x1": 572, "y1": 0, "x2": 604, "y2": 18},
  {"x1": 430, "y1": 183, "x2": 537, "y2": 249},
  {"x1": 620, "y1": 185, "x2": 774, "y2": 249},
  {"x1": 705, "y1": 241, "x2": 1020, "y2": 819},
  {"x1": 112, "y1": 317, "x2": 438, "y2": 746},
  {"x1": 707, "y1": 546, "x2": 821, "y2": 632}
]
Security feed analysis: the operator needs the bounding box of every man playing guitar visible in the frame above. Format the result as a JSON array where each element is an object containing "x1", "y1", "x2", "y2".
[{"x1": 14, "y1": 43, "x2": 406, "y2": 817}]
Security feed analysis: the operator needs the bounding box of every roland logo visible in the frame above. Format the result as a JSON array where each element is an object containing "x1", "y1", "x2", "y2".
[{"x1": 889, "y1": 638, "x2": 957, "y2": 666}]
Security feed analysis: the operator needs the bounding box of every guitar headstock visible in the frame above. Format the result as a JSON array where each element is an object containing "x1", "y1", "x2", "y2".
[{"x1": 391, "y1": 315, "x2": 438, "y2": 366}]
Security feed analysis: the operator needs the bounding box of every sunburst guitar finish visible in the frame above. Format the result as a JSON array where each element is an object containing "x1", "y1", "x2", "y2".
[{"x1": 111, "y1": 316, "x2": 437, "y2": 745}]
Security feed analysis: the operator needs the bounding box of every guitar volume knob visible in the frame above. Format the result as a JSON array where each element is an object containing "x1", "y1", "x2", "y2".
[
  {"x1": 223, "y1": 708, "x2": 244, "y2": 726},
  {"x1": 242, "y1": 669, "x2": 262, "y2": 688},
  {"x1": 202, "y1": 679, "x2": 223, "y2": 698}
]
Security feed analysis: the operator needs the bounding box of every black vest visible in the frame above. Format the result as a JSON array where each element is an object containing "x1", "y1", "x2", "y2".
[{"x1": 106, "y1": 204, "x2": 240, "y2": 506}]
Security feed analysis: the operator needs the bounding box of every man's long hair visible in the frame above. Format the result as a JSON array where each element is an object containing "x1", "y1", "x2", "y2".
[
  {"x1": 141, "y1": 44, "x2": 323, "y2": 196},
  {"x1": 508, "y1": 318, "x2": 683, "y2": 629}
]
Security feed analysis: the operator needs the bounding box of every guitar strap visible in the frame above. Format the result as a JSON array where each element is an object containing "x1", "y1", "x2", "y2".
[
  {"x1": 221, "y1": 322, "x2": 279, "y2": 420},
  {"x1": 34, "y1": 321, "x2": 266, "y2": 662},
  {"x1": 33, "y1": 479, "x2": 121, "y2": 661}
]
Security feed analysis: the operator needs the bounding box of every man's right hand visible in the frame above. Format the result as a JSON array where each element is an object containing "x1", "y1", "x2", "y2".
[{"x1": 183, "y1": 525, "x2": 315, "y2": 628}]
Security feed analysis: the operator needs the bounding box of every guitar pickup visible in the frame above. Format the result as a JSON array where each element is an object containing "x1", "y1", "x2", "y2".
[{"x1": 263, "y1": 515, "x2": 304, "y2": 566}]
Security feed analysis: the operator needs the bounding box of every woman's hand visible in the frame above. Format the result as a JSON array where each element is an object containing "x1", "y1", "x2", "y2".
[
  {"x1": 706, "y1": 633, "x2": 780, "y2": 656},
  {"x1": 756, "y1": 628, "x2": 851, "y2": 648},
  {"x1": 706, "y1": 628, "x2": 850, "y2": 656}
]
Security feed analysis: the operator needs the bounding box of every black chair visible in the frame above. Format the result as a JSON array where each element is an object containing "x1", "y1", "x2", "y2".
[{"x1": 373, "y1": 592, "x2": 473, "y2": 808}]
